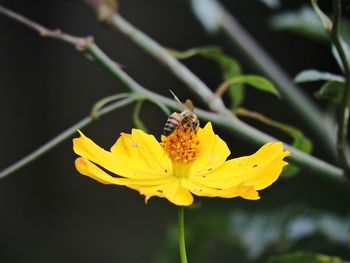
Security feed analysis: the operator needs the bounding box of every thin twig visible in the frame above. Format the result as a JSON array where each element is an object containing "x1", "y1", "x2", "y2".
[
  {"x1": 91, "y1": 92, "x2": 130, "y2": 119},
  {"x1": 83, "y1": 0, "x2": 229, "y2": 115},
  {"x1": 0, "y1": 5, "x2": 94, "y2": 49},
  {"x1": 331, "y1": 0, "x2": 350, "y2": 177},
  {"x1": 0, "y1": 4, "x2": 345, "y2": 181},
  {"x1": 0, "y1": 97, "x2": 135, "y2": 179}
]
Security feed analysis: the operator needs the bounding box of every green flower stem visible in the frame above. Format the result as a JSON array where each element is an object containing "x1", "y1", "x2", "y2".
[
  {"x1": 0, "y1": 4, "x2": 345, "y2": 182},
  {"x1": 330, "y1": 0, "x2": 350, "y2": 177},
  {"x1": 190, "y1": 0, "x2": 337, "y2": 161},
  {"x1": 178, "y1": 206, "x2": 188, "y2": 263}
]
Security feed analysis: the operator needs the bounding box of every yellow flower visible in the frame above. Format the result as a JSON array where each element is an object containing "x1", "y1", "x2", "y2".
[{"x1": 73, "y1": 122, "x2": 290, "y2": 206}]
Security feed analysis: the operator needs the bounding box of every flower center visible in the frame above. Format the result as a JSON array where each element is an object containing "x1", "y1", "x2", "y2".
[{"x1": 161, "y1": 125, "x2": 200, "y2": 165}]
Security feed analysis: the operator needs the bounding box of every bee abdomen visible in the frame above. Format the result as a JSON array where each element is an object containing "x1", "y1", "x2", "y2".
[{"x1": 164, "y1": 113, "x2": 182, "y2": 136}]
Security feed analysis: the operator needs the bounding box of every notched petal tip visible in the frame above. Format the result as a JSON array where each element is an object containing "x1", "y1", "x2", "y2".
[
  {"x1": 239, "y1": 186, "x2": 260, "y2": 200},
  {"x1": 72, "y1": 131, "x2": 85, "y2": 150}
]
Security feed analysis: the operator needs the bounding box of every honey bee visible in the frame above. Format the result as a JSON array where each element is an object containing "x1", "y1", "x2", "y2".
[{"x1": 164, "y1": 90, "x2": 200, "y2": 136}]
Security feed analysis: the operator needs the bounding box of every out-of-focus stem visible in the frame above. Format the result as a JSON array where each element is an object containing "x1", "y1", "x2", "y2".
[{"x1": 331, "y1": 0, "x2": 350, "y2": 177}]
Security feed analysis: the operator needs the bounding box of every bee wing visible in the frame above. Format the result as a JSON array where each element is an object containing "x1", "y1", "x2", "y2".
[
  {"x1": 184, "y1": 99, "x2": 194, "y2": 112},
  {"x1": 169, "y1": 90, "x2": 194, "y2": 112}
]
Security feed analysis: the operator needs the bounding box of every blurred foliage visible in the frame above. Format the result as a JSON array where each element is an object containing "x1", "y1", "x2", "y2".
[
  {"x1": 269, "y1": 5, "x2": 329, "y2": 42},
  {"x1": 294, "y1": 70, "x2": 344, "y2": 83},
  {"x1": 314, "y1": 81, "x2": 344, "y2": 104},
  {"x1": 294, "y1": 69, "x2": 345, "y2": 104},
  {"x1": 258, "y1": 0, "x2": 281, "y2": 9},
  {"x1": 155, "y1": 206, "x2": 350, "y2": 263},
  {"x1": 310, "y1": 0, "x2": 332, "y2": 33},
  {"x1": 169, "y1": 46, "x2": 279, "y2": 109},
  {"x1": 268, "y1": 252, "x2": 350, "y2": 263},
  {"x1": 269, "y1": 5, "x2": 350, "y2": 45},
  {"x1": 169, "y1": 46, "x2": 244, "y2": 108},
  {"x1": 216, "y1": 75, "x2": 280, "y2": 99},
  {"x1": 279, "y1": 2, "x2": 350, "y2": 108}
]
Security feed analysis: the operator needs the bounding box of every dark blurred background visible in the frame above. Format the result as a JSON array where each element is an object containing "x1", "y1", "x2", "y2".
[{"x1": 0, "y1": 0, "x2": 349, "y2": 262}]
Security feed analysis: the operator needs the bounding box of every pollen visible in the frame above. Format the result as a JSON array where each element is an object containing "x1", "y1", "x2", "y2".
[{"x1": 161, "y1": 125, "x2": 200, "y2": 164}]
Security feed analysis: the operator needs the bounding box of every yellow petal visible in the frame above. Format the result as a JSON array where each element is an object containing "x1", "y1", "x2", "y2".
[
  {"x1": 184, "y1": 178, "x2": 260, "y2": 200},
  {"x1": 184, "y1": 178, "x2": 241, "y2": 198},
  {"x1": 192, "y1": 142, "x2": 289, "y2": 191},
  {"x1": 73, "y1": 130, "x2": 167, "y2": 179},
  {"x1": 192, "y1": 122, "x2": 230, "y2": 175},
  {"x1": 76, "y1": 157, "x2": 179, "y2": 199},
  {"x1": 226, "y1": 184, "x2": 260, "y2": 200},
  {"x1": 111, "y1": 129, "x2": 171, "y2": 175},
  {"x1": 75, "y1": 157, "x2": 129, "y2": 185},
  {"x1": 73, "y1": 131, "x2": 119, "y2": 174},
  {"x1": 129, "y1": 179, "x2": 194, "y2": 206}
]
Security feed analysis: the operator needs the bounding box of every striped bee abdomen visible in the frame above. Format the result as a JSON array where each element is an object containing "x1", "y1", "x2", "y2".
[{"x1": 164, "y1": 112, "x2": 182, "y2": 136}]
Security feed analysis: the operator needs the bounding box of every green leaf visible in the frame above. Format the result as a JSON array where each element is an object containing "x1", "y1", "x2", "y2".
[
  {"x1": 294, "y1": 69, "x2": 346, "y2": 106},
  {"x1": 332, "y1": 40, "x2": 350, "y2": 73},
  {"x1": 270, "y1": 5, "x2": 350, "y2": 47},
  {"x1": 311, "y1": 0, "x2": 333, "y2": 32},
  {"x1": 339, "y1": 21, "x2": 350, "y2": 48},
  {"x1": 268, "y1": 252, "x2": 350, "y2": 263},
  {"x1": 192, "y1": 47, "x2": 244, "y2": 108},
  {"x1": 269, "y1": 5, "x2": 329, "y2": 42},
  {"x1": 332, "y1": 45, "x2": 344, "y2": 72},
  {"x1": 314, "y1": 81, "x2": 344, "y2": 104},
  {"x1": 294, "y1": 69, "x2": 344, "y2": 83},
  {"x1": 233, "y1": 75, "x2": 280, "y2": 96},
  {"x1": 169, "y1": 46, "x2": 244, "y2": 108},
  {"x1": 217, "y1": 75, "x2": 280, "y2": 103}
]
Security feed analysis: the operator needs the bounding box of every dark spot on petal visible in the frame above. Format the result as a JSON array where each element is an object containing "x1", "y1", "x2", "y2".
[
  {"x1": 253, "y1": 164, "x2": 258, "y2": 168},
  {"x1": 202, "y1": 175, "x2": 206, "y2": 178},
  {"x1": 165, "y1": 169, "x2": 168, "y2": 173},
  {"x1": 207, "y1": 168, "x2": 213, "y2": 171},
  {"x1": 199, "y1": 189, "x2": 203, "y2": 192},
  {"x1": 157, "y1": 189, "x2": 163, "y2": 193}
]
